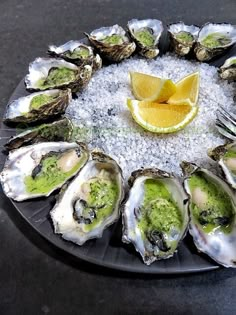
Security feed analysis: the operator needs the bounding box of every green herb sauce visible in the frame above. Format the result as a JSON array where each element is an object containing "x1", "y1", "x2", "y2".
[
  {"x1": 38, "y1": 67, "x2": 76, "y2": 89},
  {"x1": 134, "y1": 29, "x2": 155, "y2": 47},
  {"x1": 175, "y1": 31, "x2": 194, "y2": 44},
  {"x1": 201, "y1": 33, "x2": 231, "y2": 48},
  {"x1": 102, "y1": 34, "x2": 124, "y2": 45},
  {"x1": 64, "y1": 47, "x2": 90, "y2": 59},
  {"x1": 30, "y1": 94, "x2": 56, "y2": 111}
]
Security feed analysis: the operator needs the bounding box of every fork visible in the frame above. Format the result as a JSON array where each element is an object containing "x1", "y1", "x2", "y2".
[{"x1": 216, "y1": 106, "x2": 236, "y2": 141}]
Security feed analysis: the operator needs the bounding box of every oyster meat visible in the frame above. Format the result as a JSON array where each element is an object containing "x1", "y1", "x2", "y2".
[
  {"x1": 208, "y1": 142, "x2": 236, "y2": 190},
  {"x1": 127, "y1": 19, "x2": 163, "y2": 59},
  {"x1": 86, "y1": 24, "x2": 136, "y2": 62},
  {"x1": 25, "y1": 57, "x2": 92, "y2": 92},
  {"x1": 168, "y1": 22, "x2": 199, "y2": 56},
  {"x1": 4, "y1": 89, "x2": 71, "y2": 124},
  {"x1": 194, "y1": 23, "x2": 236, "y2": 61},
  {"x1": 122, "y1": 169, "x2": 189, "y2": 265},
  {"x1": 181, "y1": 161, "x2": 236, "y2": 267},
  {"x1": 219, "y1": 56, "x2": 236, "y2": 81},
  {"x1": 0, "y1": 142, "x2": 89, "y2": 201},
  {"x1": 50, "y1": 151, "x2": 124, "y2": 245},
  {"x1": 5, "y1": 117, "x2": 74, "y2": 151},
  {"x1": 48, "y1": 40, "x2": 102, "y2": 72}
]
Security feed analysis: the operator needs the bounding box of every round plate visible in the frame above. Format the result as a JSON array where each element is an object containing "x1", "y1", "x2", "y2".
[{"x1": 2, "y1": 35, "x2": 236, "y2": 274}]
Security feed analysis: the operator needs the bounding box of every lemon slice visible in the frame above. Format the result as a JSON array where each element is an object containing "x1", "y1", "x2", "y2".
[
  {"x1": 167, "y1": 72, "x2": 200, "y2": 106},
  {"x1": 127, "y1": 99, "x2": 198, "y2": 133},
  {"x1": 130, "y1": 72, "x2": 177, "y2": 103}
]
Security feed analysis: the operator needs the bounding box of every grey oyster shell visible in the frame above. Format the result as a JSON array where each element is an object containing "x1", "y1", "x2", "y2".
[
  {"x1": 127, "y1": 18, "x2": 163, "y2": 59},
  {"x1": 168, "y1": 22, "x2": 200, "y2": 56},
  {"x1": 122, "y1": 168, "x2": 189, "y2": 265},
  {"x1": 5, "y1": 117, "x2": 74, "y2": 151},
  {"x1": 0, "y1": 141, "x2": 89, "y2": 201},
  {"x1": 181, "y1": 161, "x2": 236, "y2": 268},
  {"x1": 48, "y1": 40, "x2": 102, "y2": 73},
  {"x1": 25, "y1": 57, "x2": 92, "y2": 92},
  {"x1": 219, "y1": 56, "x2": 236, "y2": 81},
  {"x1": 50, "y1": 150, "x2": 124, "y2": 245},
  {"x1": 85, "y1": 24, "x2": 136, "y2": 62},
  {"x1": 4, "y1": 89, "x2": 71, "y2": 124},
  {"x1": 194, "y1": 23, "x2": 236, "y2": 61},
  {"x1": 208, "y1": 142, "x2": 236, "y2": 189}
]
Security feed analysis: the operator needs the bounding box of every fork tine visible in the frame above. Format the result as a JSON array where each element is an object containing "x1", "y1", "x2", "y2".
[
  {"x1": 217, "y1": 111, "x2": 236, "y2": 133},
  {"x1": 218, "y1": 106, "x2": 236, "y2": 123},
  {"x1": 215, "y1": 124, "x2": 236, "y2": 141}
]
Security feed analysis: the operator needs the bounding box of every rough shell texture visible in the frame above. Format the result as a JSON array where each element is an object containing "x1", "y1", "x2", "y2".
[
  {"x1": 194, "y1": 23, "x2": 236, "y2": 61},
  {"x1": 0, "y1": 142, "x2": 89, "y2": 201},
  {"x1": 219, "y1": 56, "x2": 236, "y2": 80},
  {"x1": 86, "y1": 25, "x2": 136, "y2": 62},
  {"x1": 50, "y1": 150, "x2": 124, "y2": 245},
  {"x1": 122, "y1": 168, "x2": 189, "y2": 265},
  {"x1": 4, "y1": 89, "x2": 71, "y2": 124},
  {"x1": 182, "y1": 161, "x2": 236, "y2": 268},
  {"x1": 25, "y1": 57, "x2": 92, "y2": 92},
  {"x1": 5, "y1": 117, "x2": 74, "y2": 151},
  {"x1": 127, "y1": 19, "x2": 163, "y2": 59}
]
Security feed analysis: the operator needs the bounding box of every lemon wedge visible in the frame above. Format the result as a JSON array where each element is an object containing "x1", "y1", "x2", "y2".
[
  {"x1": 127, "y1": 98, "x2": 198, "y2": 133},
  {"x1": 167, "y1": 72, "x2": 200, "y2": 106},
  {"x1": 130, "y1": 72, "x2": 177, "y2": 103}
]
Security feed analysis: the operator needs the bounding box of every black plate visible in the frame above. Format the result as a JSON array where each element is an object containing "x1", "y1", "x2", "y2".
[{"x1": 1, "y1": 36, "x2": 236, "y2": 274}]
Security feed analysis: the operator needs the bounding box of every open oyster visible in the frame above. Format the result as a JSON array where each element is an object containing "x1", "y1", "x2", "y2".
[
  {"x1": 5, "y1": 117, "x2": 74, "y2": 151},
  {"x1": 219, "y1": 56, "x2": 236, "y2": 81},
  {"x1": 122, "y1": 169, "x2": 189, "y2": 265},
  {"x1": 85, "y1": 24, "x2": 136, "y2": 62},
  {"x1": 127, "y1": 19, "x2": 163, "y2": 59},
  {"x1": 50, "y1": 151, "x2": 124, "y2": 245},
  {"x1": 48, "y1": 40, "x2": 102, "y2": 72},
  {"x1": 168, "y1": 22, "x2": 199, "y2": 56},
  {"x1": 181, "y1": 161, "x2": 236, "y2": 268},
  {"x1": 208, "y1": 142, "x2": 236, "y2": 190},
  {"x1": 25, "y1": 57, "x2": 92, "y2": 92},
  {"x1": 4, "y1": 89, "x2": 71, "y2": 124},
  {"x1": 194, "y1": 23, "x2": 236, "y2": 61},
  {"x1": 0, "y1": 142, "x2": 89, "y2": 201}
]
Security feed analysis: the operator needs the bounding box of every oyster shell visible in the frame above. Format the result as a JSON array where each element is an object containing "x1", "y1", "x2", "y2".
[
  {"x1": 122, "y1": 169, "x2": 189, "y2": 265},
  {"x1": 0, "y1": 142, "x2": 89, "y2": 201},
  {"x1": 85, "y1": 24, "x2": 136, "y2": 62},
  {"x1": 168, "y1": 22, "x2": 199, "y2": 56},
  {"x1": 25, "y1": 57, "x2": 92, "y2": 92},
  {"x1": 208, "y1": 142, "x2": 236, "y2": 190},
  {"x1": 194, "y1": 23, "x2": 236, "y2": 61},
  {"x1": 5, "y1": 117, "x2": 74, "y2": 151},
  {"x1": 50, "y1": 150, "x2": 124, "y2": 245},
  {"x1": 48, "y1": 40, "x2": 102, "y2": 72},
  {"x1": 219, "y1": 56, "x2": 236, "y2": 80},
  {"x1": 181, "y1": 161, "x2": 236, "y2": 268},
  {"x1": 4, "y1": 89, "x2": 71, "y2": 124},
  {"x1": 127, "y1": 19, "x2": 163, "y2": 59}
]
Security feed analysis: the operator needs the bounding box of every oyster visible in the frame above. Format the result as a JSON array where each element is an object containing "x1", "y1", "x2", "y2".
[
  {"x1": 127, "y1": 19, "x2": 163, "y2": 59},
  {"x1": 122, "y1": 169, "x2": 189, "y2": 265},
  {"x1": 86, "y1": 24, "x2": 136, "y2": 62},
  {"x1": 208, "y1": 142, "x2": 236, "y2": 190},
  {"x1": 194, "y1": 23, "x2": 236, "y2": 61},
  {"x1": 50, "y1": 151, "x2": 124, "y2": 245},
  {"x1": 219, "y1": 56, "x2": 236, "y2": 81},
  {"x1": 5, "y1": 117, "x2": 74, "y2": 151},
  {"x1": 0, "y1": 142, "x2": 89, "y2": 201},
  {"x1": 168, "y1": 22, "x2": 199, "y2": 56},
  {"x1": 25, "y1": 57, "x2": 92, "y2": 92},
  {"x1": 4, "y1": 89, "x2": 71, "y2": 124},
  {"x1": 48, "y1": 40, "x2": 102, "y2": 72},
  {"x1": 181, "y1": 161, "x2": 236, "y2": 268}
]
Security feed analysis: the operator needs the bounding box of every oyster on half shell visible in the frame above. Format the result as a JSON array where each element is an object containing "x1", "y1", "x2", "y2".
[
  {"x1": 122, "y1": 169, "x2": 189, "y2": 265},
  {"x1": 4, "y1": 89, "x2": 71, "y2": 124},
  {"x1": 48, "y1": 40, "x2": 102, "y2": 73},
  {"x1": 0, "y1": 142, "x2": 89, "y2": 201},
  {"x1": 50, "y1": 150, "x2": 124, "y2": 245},
  {"x1": 194, "y1": 23, "x2": 236, "y2": 61},
  {"x1": 25, "y1": 57, "x2": 92, "y2": 92},
  {"x1": 219, "y1": 56, "x2": 236, "y2": 81},
  {"x1": 85, "y1": 24, "x2": 136, "y2": 62},
  {"x1": 168, "y1": 22, "x2": 200, "y2": 56},
  {"x1": 181, "y1": 161, "x2": 236, "y2": 268},
  {"x1": 127, "y1": 19, "x2": 163, "y2": 59}
]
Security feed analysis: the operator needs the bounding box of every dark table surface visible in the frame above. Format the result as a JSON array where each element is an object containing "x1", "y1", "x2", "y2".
[{"x1": 1, "y1": 0, "x2": 236, "y2": 314}]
